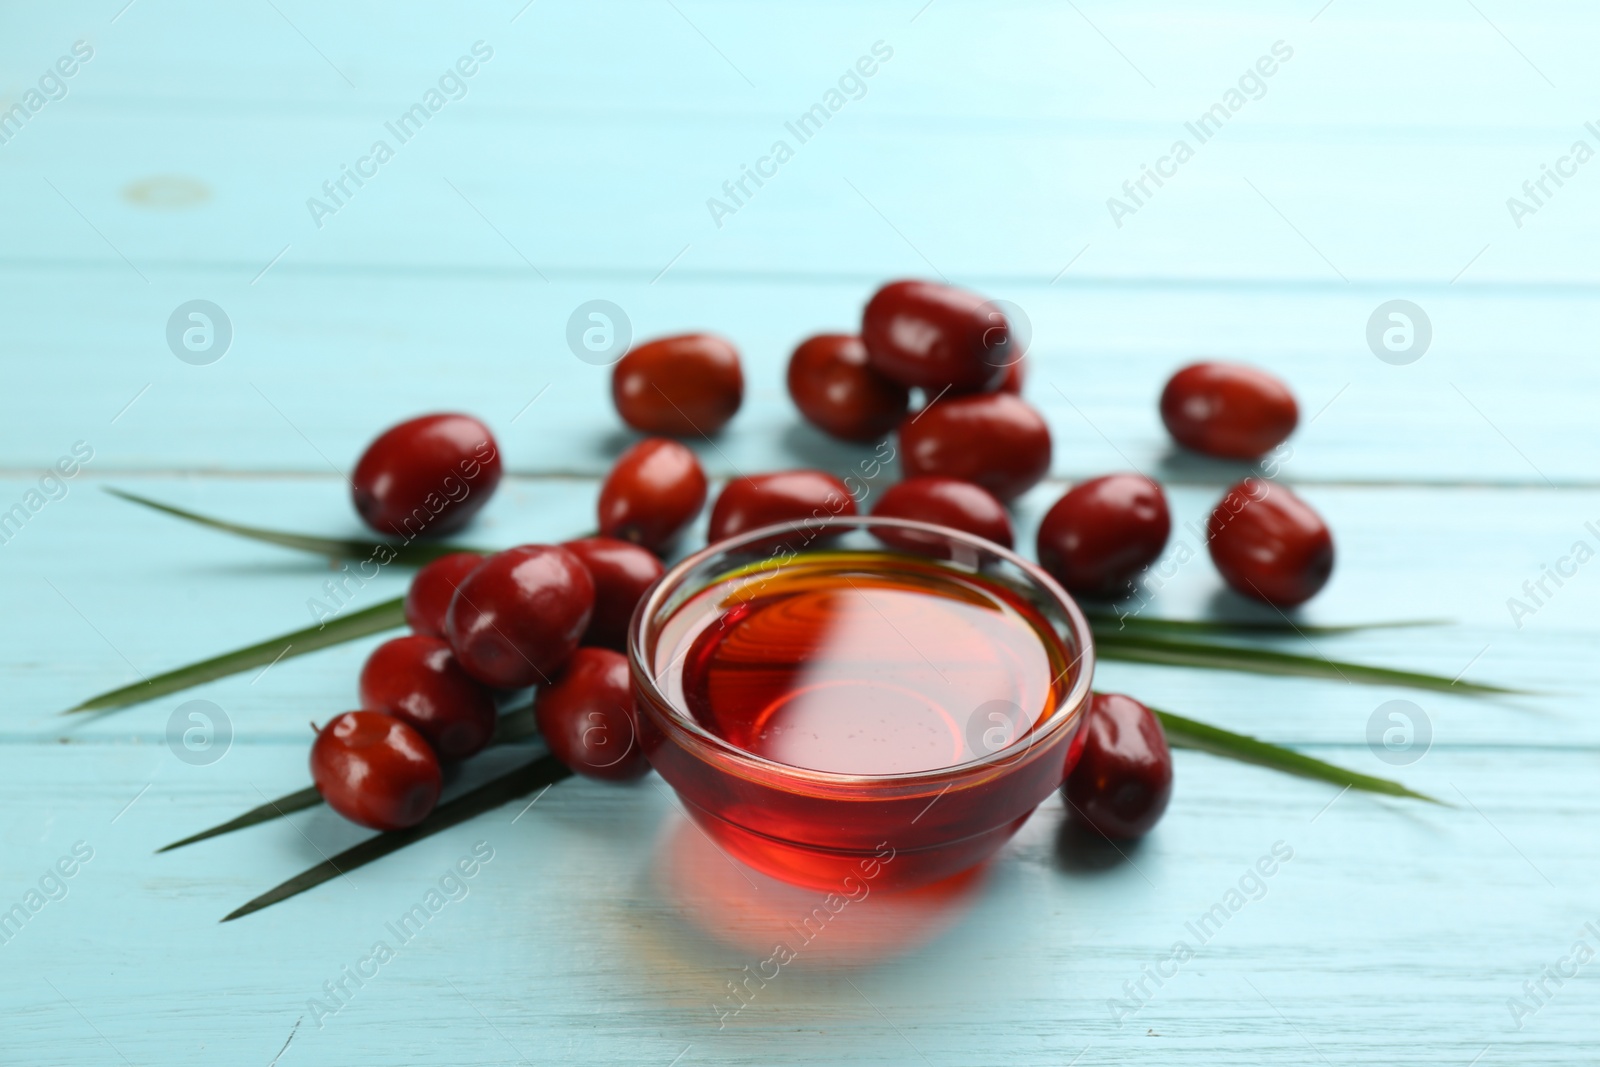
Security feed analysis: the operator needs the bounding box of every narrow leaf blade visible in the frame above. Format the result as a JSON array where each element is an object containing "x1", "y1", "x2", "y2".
[
  {"x1": 1152, "y1": 706, "x2": 1441, "y2": 804},
  {"x1": 158, "y1": 705, "x2": 541, "y2": 851},
  {"x1": 223, "y1": 754, "x2": 574, "y2": 922},
  {"x1": 68, "y1": 596, "x2": 407, "y2": 713},
  {"x1": 157, "y1": 786, "x2": 322, "y2": 853},
  {"x1": 1087, "y1": 614, "x2": 1449, "y2": 637},
  {"x1": 1096, "y1": 633, "x2": 1517, "y2": 696},
  {"x1": 105, "y1": 487, "x2": 479, "y2": 565}
]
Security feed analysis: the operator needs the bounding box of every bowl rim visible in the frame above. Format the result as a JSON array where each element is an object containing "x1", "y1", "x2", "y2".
[{"x1": 627, "y1": 513, "x2": 1096, "y2": 789}]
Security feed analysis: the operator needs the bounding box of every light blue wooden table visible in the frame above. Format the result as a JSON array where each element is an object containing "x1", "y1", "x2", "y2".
[{"x1": 4, "y1": 2, "x2": 1596, "y2": 1063}]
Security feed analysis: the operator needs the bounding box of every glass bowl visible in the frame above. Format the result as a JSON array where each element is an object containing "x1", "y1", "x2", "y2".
[{"x1": 628, "y1": 515, "x2": 1095, "y2": 891}]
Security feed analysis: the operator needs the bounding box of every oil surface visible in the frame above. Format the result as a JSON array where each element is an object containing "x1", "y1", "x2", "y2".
[{"x1": 657, "y1": 553, "x2": 1068, "y2": 775}]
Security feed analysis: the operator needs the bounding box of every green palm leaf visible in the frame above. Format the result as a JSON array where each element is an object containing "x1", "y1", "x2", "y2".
[
  {"x1": 71, "y1": 597, "x2": 1512, "y2": 715},
  {"x1": 1153, "y1": 707, "x2": 1440, "y2": 804},
  {"x1": 1087, "y1": 614, "x2": 1447, "y2": 637},
  {"x1": 66, "y1": 597, "x2": 407, "y2": 713},
  {"x1": 222, "y1": 754, "x2": 573, "y2": 922},
  {"x1": 157, "y1": 786, "x2": 323, "y2": 852},
  {"x1": 1096, "y1": 632, "x2": 1516, "y2": 695},
  {"x1": 105, "y1": 487, "x2": 480, "y2": 564},
  {"x1": 74, "y1": 494, "x2": 1515, "y2": 712},
  {"x1": 158, "y1": 706, "x2": 541, "y2": 852}
]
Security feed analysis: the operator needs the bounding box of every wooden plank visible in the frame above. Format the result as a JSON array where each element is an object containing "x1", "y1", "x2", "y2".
[
  {"x1": 1, "y1": 3, "x2": 1596, "y2": 285},
  {"x1": 8, "y1": 110, "x2": 1598, "y2": 283},
  {"x1": 0, "y1": 742, "x2": 1591, "y2": 1065},
  {"x1": 1, "y1": 273, "x2": 1593, "y2": 485}
]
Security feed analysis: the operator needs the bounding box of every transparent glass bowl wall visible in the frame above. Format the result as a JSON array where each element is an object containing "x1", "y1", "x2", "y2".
[{"x1": 629, "y1": 516, "x2": 1095, "y2": 891}]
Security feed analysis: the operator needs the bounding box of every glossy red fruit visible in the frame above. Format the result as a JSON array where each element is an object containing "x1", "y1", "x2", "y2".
[
  {"x1": 898, "y1": 392, "x2": 1052, "y2": 502},
  {"x1": 786, "y1": 334, "x2": 910, "y2": 442},
  {"x1": 310, "y1": 711, "x2": 443, "y2": 831},
  {"x1": 358, "y1": 635, "x2": 498, "y2": 761},
  {"x1": 444, "y1": 545, "x2": 595, "y2": 688},
  {"x1": 999, "y1": 356, "x2": 1026, "y2": 395},
  {"x1": 708, "y1": 470, "x2": 858, "y2": 544},
  {"x1": 404, "y1": 552, "x2": 485, "y2": 638},
  {"x1": 597, "y1": 437, "x2": 708, "y2": 550},
  {"x1": 1062, "y1": 693, "x2": 1173, "y2": 840},
  {"x1": 561, "y1": 537, "x2": 665, "y2": 652},
  {"x1": 1160, "y1": 362, "x2": 1299, "y2": 460},
  {"x1": 1036, "y1": 474, "x2": 1171, "y2": 598},
  {"x1": 535, "y1": 647, "x2": 651, "y2": 781},
  {"x1": 1207, "y1": 478, "x2": 1334, "y2": 607},
  {"x1": 862, "y1": 280, "x2": 1010, "y2": 394},
  {"x1": 871, "y1": 476, "x2": 1013, "y2": 555},
  {"x1": 611, "y1": 334, "x2": 743, "y2": 436},
  {"x1": 351, "y1": 413, "x2": 501, "y2": 537}
]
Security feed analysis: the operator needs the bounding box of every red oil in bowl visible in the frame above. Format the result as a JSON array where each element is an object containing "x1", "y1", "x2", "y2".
[
  {"x1": 632, "y1": 520, "x2": 1094, "y2": 891},
  {"x1": 675, "y1": 559, "x2": 1065, "y2": 774}
]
